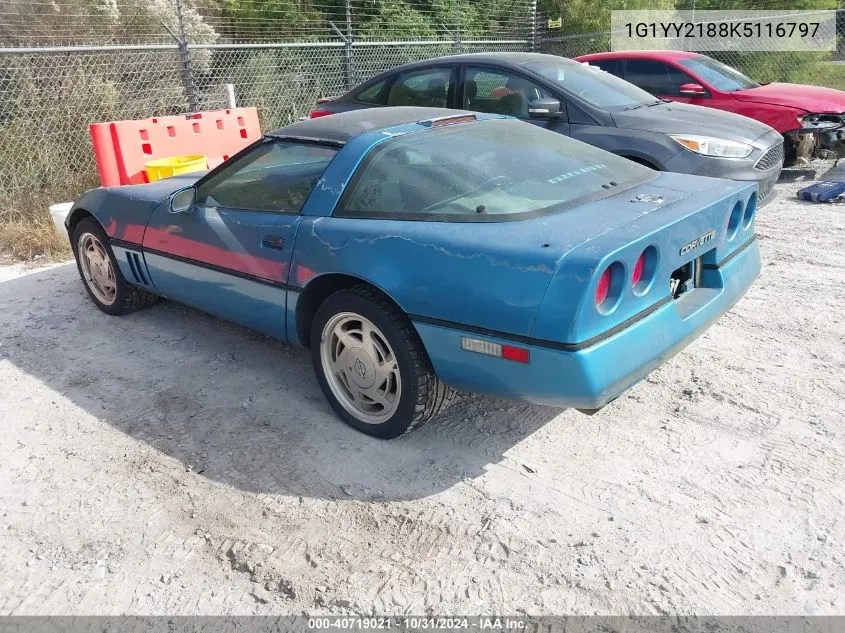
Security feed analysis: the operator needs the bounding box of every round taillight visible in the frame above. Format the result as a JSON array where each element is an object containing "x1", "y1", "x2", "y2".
[
  {"x1": 596, "y1": 261, "x2": 625, "y2": 313},
  {"x1": 632, "y1": 252, "x2": 646, "y2": 287},
  {"x1": 727, "y1": 200, "x2": 743, "y2": 241},
  {"x1": 743, "y1": 192, "x2": 757, "y2": 229},
  {"x1": 596, "y1": 267, "x2": 611, "y2": 306},
  {"x1": 632, "y1": 246, "x2": 658, "y2": 296}
]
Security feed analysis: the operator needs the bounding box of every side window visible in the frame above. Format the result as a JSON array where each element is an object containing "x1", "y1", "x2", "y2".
[
  {"x1": 196, "y1": 141, "x2": 337, "y2": 214},
  {"x1": 623, "y1": 59, "x2": 696, "y2": 97},
  {"x1": 354, "y1": 79, "x2": 387, "y2": 105},
  {"x1": 387, "y1": 67, "x2": 453, "y2": 107},
  {"x1": 463, "y1": 67, "x2": 552, "y2": 118},
  {"x1": 588, "y1": 59, "x2": 621, "y2": 77}
]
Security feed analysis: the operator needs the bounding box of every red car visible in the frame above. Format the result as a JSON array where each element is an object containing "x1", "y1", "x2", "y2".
[{"x1": 576, "y1": 50, "x2": 845, "y2": 165}]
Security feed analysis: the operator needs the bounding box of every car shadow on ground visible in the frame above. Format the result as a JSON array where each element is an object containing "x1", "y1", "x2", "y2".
[{"x1": 1, "y1": 263, "x2": 563, "y2": 502}]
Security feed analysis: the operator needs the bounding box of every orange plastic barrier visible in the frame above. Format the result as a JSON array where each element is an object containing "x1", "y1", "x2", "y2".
[{"x1": 89, "y1": 108, "x2": 261, "y2": 187}]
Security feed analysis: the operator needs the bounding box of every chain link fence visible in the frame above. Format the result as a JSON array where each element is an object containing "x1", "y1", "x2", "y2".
[
  {"x1": 1, "y1": 0, "x2": 843, "y2": 238},
  {"x1": 0, "y1": 0, "x2": 534, "y2": 224}
]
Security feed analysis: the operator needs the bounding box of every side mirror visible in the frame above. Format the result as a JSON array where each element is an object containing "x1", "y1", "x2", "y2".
[
  {"x1": 170, "y1": 187, "x2": 196, "y2": 214},
  {"x1": 679, "y1": 83, "x2": 708, "y2": 97},
  {"x1": 528, "y1": 97, "x2": 562, "y2": 119}
]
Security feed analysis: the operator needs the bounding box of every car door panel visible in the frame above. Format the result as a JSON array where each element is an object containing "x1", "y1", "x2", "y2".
[
  {"x1": 143, "y1": 252, "x2": 289, "y2": 338},
  {"x1": 140, "y1": 139, "x2": 338, "y2": 341},
  {"x1": 143, "y1": 206, "x2": 300, "y2": 339}
]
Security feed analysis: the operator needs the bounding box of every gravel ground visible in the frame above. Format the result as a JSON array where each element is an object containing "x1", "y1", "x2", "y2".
[{"x1": 1, "y1": 171, "x2": 843, "y2": 616}]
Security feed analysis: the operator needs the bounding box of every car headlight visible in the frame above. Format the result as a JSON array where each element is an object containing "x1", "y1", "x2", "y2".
[{"x1": 669, "y1": 135, "x2": 753, "y2": 159}]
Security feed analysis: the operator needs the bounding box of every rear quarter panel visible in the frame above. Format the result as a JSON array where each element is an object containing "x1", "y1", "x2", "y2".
[{"x1": 289, "y1": 216, "x2": 561, "y2": 343}]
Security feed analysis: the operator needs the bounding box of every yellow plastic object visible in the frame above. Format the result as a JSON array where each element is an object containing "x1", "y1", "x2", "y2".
[{"x1": 145, "y1": 154, "x2": 207, "y2": 182}]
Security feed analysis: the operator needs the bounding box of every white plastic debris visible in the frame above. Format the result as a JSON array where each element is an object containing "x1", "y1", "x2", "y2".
[{"x1": 49, "y1": 202, "x2": 73, "y2": 239}]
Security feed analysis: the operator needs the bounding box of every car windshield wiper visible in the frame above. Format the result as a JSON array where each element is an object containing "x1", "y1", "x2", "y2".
[{"x1": 623, "y1": 104, "x2": 645, "y2": 111}]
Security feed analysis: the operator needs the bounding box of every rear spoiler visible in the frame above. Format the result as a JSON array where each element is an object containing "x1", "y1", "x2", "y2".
[{"x1": 315, "y1": 97, "x2": 338, "y2": 105}]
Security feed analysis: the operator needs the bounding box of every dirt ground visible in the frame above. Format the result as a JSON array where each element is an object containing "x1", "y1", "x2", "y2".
[{"x1": 1, "y1": 170, "x2": 843, "y2": 616}]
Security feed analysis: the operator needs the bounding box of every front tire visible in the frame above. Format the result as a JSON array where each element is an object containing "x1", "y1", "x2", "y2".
[
  {"x1": 311, "y1": 285, "x2": 455, "y2": 439},
  {"x1": 72, "y1": 217, "x2": 158, "y2": 315}
]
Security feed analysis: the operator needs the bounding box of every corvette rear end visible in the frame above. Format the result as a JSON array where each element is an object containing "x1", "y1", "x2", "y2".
[{"x1": 415, "y1": 173, "x2": 760, "y2": 410}]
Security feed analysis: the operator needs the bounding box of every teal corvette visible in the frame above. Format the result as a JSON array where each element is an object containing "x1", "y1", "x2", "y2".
[{"x1": 67, "y1": 107, "x2": 760, "y2": 438}]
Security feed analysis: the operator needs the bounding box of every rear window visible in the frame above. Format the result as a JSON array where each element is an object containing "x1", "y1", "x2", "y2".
[
  {"x1": 387, "y1": 67, "x2": 452, "y2": 107},
  {"x1": 354, "y1": 79, "x2": 387, "y2": 105},
  {"x1": 335, "y1": 118, "x2": 654, "y2": 222}
]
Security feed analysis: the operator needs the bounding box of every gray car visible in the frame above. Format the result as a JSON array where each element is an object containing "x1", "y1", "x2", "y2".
[{"x1": 312, "y1": 52, "x2": 783, "y2": 204}]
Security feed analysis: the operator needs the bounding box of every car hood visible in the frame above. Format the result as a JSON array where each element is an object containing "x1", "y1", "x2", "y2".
[
  {"x1": 611, "y1": 101, "x2": 775, "y2": 144},
  {"x1": 105, "y1": 171, "x2": 208, "y2": 203},
  {"x1": 73, "y1": 171, "x2": 208, "y2": 245},
  {"x1": 731, "y1": 83, "x2": 845, "y2": 112}
]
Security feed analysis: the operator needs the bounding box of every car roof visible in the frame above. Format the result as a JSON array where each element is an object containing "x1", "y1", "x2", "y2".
[
  {"x1": 376, "y1": 51, "x2": 581, "y2": 71},
  {"x1": 345, "y1": 51, "x2": 584, "y2": 92},
  {"x1": 577, "y1": 50, "x2": 703, "y2": 61},
  {"x1": 266, "y1": 106, "x2": 479, "y2": 145}
]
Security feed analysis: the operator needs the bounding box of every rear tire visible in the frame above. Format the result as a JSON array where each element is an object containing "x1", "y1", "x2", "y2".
[
  {"x1": 310, "y1": 285, "x2": 455, "y2": 439},
  {"x1": 72, "y1": 217, "x2": 158, "y2": 316}
]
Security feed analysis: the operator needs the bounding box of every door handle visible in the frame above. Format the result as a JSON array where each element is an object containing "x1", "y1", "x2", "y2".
[{"x1": 262, "y1": 234, "x2": 285, "y2": 250}]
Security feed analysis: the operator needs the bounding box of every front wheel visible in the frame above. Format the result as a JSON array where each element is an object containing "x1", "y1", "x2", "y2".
[
  {"x1": 72, "y1": 217, "x2": 158, "y2": 315},
  {"x1": 311, "y1": 285, "x2": 455, "y2": 439}
]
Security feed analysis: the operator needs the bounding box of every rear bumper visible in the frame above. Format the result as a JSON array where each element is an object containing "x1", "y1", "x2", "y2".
[{"x1": 415, "y1": 236, "x2": 760, "y2": 409}]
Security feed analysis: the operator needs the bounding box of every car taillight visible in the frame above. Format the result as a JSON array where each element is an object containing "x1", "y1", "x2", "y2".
[
  {"x1": 632, "y1": 252, "x2": 646, "y2": 287},
  {"x1": 596, "y1": 267, "x2": 612, "y2": 306},
  {"x1": 631, "y1": 246, "x2": 657, "y2": 295},
  {"x1": 596, "y1": 261, "x2": 625, "y2": 312},
  {"x1": 743, "y1": 192, "x2": 757, "y2": 228},
  {"x1": 727, "y1": 200, "x2": 743, "y2": 241},
  {"x1": 501, "y1": 345, "x2": 530, "y2": 363},
  {"x1": 309, "y1": 110, "x2": 332, "y2": 119}
]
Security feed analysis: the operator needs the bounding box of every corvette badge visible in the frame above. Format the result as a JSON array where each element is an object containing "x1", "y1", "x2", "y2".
[{"x1": 680, "y1": 230, "x2": 716, "y2": 256}]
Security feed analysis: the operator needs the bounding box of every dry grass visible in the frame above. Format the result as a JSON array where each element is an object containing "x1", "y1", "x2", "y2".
[
  {"x1": 0, "y1": 189, "x2": 75, "y2": 263},
  {"x1": 0, "y1": 214, "x2": 72, "y2": 262}
]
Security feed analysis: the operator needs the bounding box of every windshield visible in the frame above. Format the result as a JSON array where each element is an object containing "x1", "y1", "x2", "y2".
[
  {"x1": 521, "y1": 58, "x2": 659, "y2": 109},
  {"x1": 677, "y1": 56, "x2": 759, "y2": 92},
  {"x1": 336, "y1": 118, "x2": 654, "y2": 221}
]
